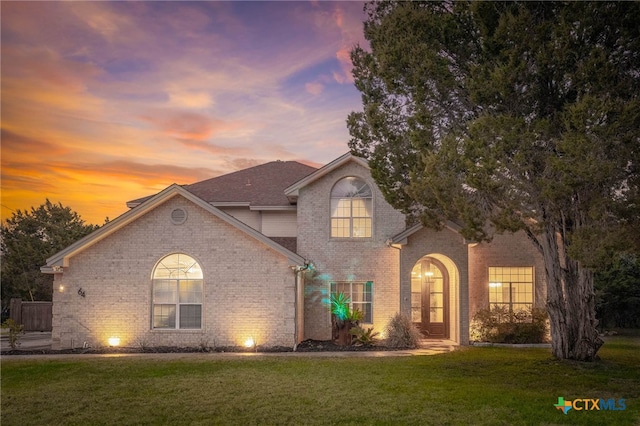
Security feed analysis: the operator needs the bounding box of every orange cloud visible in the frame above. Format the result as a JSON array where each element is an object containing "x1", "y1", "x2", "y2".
[
  {"x1": 1, "y1": 1, "x2": 368, "y2": 225},
  {"x1": 140, "y1": 110, "x2": 239, "y2": 142},
  {"x1": 1, "y1": 155, "x2": 222, "y2": 225}
]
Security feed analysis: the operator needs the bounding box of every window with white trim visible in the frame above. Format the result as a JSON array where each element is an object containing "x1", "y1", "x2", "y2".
[
  {"x1": 330, "y1": 281, "x2": 373, "y2": 323},
  {"x1": 152, "y1": 253, "x2": 203, "y2": 329},
  {"x1": 488, "y1": 267, "x2": 533, "y2": 313},
  {"x1": 330, "y1": 177, "x2": 372, "y2": 238}
]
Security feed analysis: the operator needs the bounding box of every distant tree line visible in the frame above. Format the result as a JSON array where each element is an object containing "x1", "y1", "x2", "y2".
[
  {"x1": 1, "y1": 200, "x2": 100, "y2": 315},
  {"x1": 595, "y1": 254, "x2": 640, "y2": 329}
]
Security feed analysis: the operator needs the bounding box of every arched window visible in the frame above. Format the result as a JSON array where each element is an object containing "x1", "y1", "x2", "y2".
[
  {"x1": 330, "y1": 177, "x2": 372, "y2": 238},
  {"x1": 152, "y1": 253, "x2": 203, "y2": 329}
]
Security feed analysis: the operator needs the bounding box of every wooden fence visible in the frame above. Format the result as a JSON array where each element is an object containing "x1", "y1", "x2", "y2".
[{"x1": 9, "y1": 298, "x2": 52, "y2": 331}]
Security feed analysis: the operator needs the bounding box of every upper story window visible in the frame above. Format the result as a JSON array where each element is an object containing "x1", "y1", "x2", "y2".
[
  {"x1": 152, "y1": 253, "x2": 203, "y2": 330},
  {"x1": 330, "y1": 177, "x2": 372, "y2": 238}
]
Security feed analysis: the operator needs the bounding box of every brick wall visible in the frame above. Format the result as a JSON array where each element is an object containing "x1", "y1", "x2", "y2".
[
  {"x1": 296, "y1": 161, "x2": 406, "y2": 340},
  {"x1": 468, "y1": 231, "x2": 547, "y2": 320},
  {"x1": 51, "y1": 195, "x2": 296, "y2": 350}
]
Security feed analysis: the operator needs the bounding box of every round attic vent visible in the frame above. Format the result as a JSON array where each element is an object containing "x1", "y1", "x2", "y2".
[{"x1": 170, "y1": 208, "x2": 187, "y2": 225}]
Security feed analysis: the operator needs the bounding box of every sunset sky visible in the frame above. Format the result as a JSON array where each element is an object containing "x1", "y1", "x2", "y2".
[{"x1": 1, "y1": 1, "x2": 368, "y2": 225}]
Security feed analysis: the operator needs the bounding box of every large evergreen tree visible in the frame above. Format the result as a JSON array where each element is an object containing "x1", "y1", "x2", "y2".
[
  {"x1": 348, "y1": 1, "x2": 639, "y2": 361},
  {"x1": 1, "y1": 200, "x2": 99, "y2": 306}
]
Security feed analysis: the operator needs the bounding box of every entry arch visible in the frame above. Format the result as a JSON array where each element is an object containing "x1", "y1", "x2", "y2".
[{"x1": 410, "y1": 253, "x2": 459, "y2": 341}]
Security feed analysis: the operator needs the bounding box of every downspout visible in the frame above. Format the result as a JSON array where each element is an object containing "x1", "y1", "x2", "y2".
[{"x1": 293, "y1": 261, "x2": 310, "y2": 348}]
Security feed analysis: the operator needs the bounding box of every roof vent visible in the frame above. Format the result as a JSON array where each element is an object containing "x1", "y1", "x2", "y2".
[{"x1": 170, "y1": 208, "x2": 187, "y2": 225}]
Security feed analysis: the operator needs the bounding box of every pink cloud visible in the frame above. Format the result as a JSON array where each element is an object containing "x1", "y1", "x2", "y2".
[
  {"x1": 305, "y1": 82, "x2": 325, "y2": 96},
  {"x1": 177, "y1": 139, "x2": 253, "y2": 157}
]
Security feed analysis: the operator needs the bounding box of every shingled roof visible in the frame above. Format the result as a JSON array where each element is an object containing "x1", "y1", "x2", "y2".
[{"x1": 127, "y1": 160, "x2": 317, "y2": 208}]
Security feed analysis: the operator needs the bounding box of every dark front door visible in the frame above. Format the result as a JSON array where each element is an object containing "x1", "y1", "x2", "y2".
[{"x1": 411, "y1": 257, "x2": 449, "y2": 338}]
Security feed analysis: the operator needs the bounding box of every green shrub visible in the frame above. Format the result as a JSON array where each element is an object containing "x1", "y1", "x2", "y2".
[
  {"x1": 384, "y1": 313, "x2": 422, "y2": 349},
  {"x1": 349, "y1": 326, "x2": 379, "y2": 346},
  {"x1": 330, "y1": 292, "x2": 363, "y2": 345},
  {"x1": 470, "y1": 306, "x2": 549, "y2": 344}
]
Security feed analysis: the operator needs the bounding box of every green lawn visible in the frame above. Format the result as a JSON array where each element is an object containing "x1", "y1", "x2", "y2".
[{"x1": 1, "y1": 336, "x2": 638, "y2": 425}]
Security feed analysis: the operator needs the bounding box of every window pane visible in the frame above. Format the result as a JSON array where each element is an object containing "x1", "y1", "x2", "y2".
[
  {"x1": 180, "y1": 305, "x2": 202, "y2": 329},
  {"x1": 331, "y1": 219, "x2": 350, "y2": 238},
  {"x1": 430, "y1": 307, "x2": 443, "y2": 322},
  {"x1": 353, "y1": 302, "x2": 372, "y2": 323},
  {"x1": 332, "y1": 282, "x2": 350, "y2": 296},
  {"x1": 184, "y1": 262, "x2": 203, "y2": 279},
  {"x1": 430, "y1": 278, "x2": 443, "y2": 293},
  {"x1": 351, "y1": 199, "x2": 371, "y2": 217},
  {"x1": 153, "y1": 305, "x2": 176, "y2": 328},
  {"x1": 489, "y1": 282, "x2": 503, "y2": 304},
  {"x1": 179, "y1": 280, "x2": 203, "y2": 303},
  {"x1": 351, "y1": 282, "x2": 364, "y2": 302},
  {"x1": 153, "y1": 280, "x2": 177, "y2": 303},
  {"x1": 352, "y1": 218, "x2": 371, "y2": 238},
  {"x1": 411, "y1": 294, "x2": 422, "y2": 322},
  {"x1": 331, "y1": 199, "x2": 351, "y2": 218},
  {"x1": 363, "y1": 282, "x2": 373, "y2": 302},
  {"x1": 430, "y1": 293, "x2": 443, "y2": 309},
  {"x1": 153, "y1": 266, "x2": 173, "y2": 279},
  {"x1": 154, "y1": 254, "x2": 203, "y2": 279},
  {"x1": 331, "y1": 177, "x2": 371, "y2": 198}
]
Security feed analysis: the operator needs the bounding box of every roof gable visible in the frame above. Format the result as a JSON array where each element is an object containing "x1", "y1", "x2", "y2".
[
  {"x1": 43, "y1": 184, "x2": 307, "y2": 271},
  {"x1": 127, "y1": 161, "x2": 317, "y2": 209},
  {"x1": 391, "y1": 222, "x2": 464, "y2": 246},
  {"x1": 284, "y1": 153, "x2": 369, "y2": 201}
]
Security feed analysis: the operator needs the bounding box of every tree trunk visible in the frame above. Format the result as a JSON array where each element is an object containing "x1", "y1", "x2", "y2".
[
  {"x1": 541, "y1": 225, "x2": 603, "y2": 361},
  {"x1": 332, "y1": 315, "x2": 353, "y2": 346},
  {"x1": 336, "y1": 323, "x2": 353, "y2": 346}
]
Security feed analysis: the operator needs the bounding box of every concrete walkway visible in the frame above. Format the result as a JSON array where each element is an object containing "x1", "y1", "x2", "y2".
[
  {"x1": 1, "y1": 332, "x2": 458, "y2": 360},
  {"x1": 0, "y1": 331, "x2": 52, "y2": 352}
]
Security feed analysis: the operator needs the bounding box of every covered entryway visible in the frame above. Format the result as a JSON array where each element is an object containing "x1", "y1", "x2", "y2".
[{"x1": 411, "y1": 257, "x2": 449, "y2": 338}]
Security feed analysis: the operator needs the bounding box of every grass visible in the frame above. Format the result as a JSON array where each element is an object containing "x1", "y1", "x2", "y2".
[{"x1": 1, "y1": 335, "x2": 639, "y2": 425}]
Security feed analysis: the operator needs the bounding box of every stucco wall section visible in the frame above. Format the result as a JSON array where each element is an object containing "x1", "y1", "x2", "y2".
[
  {"x1": 50, "y1": 195, "x2": 296, "y2": 350},
  {"x1": 296, "y1": 160, "x2": 406, "y2": 340},
  {"x1": 468, "y1": 231, "x2": 547, "y2": 320}
]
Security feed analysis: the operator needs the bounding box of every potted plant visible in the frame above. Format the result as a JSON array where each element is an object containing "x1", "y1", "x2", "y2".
[{"x1": 330, "y1": 293, "x2": 363, "y2": 346}]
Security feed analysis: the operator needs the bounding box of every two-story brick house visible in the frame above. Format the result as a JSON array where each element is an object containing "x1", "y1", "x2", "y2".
[{"x1": 42, "y1": 153, "x2": 545, "y2": 350}]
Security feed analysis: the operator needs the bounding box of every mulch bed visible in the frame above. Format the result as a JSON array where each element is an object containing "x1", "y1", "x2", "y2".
[{"x1": 1, "y1": 339, "x2": 401, "y2": 356}]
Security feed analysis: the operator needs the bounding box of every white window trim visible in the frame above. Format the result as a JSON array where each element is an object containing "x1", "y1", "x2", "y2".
[
  {"x1": 329, "y1": 176, "x2": 373, "y2": 239},
  {"x1": 151, "y1": 253, "x2": 203, "y2": 330}
]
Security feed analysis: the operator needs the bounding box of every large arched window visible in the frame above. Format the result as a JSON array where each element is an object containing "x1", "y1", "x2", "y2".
[
  {"x1": 330, "y1": 177, "x2": 372, "y2": 238},
  {"x1": 152, "y1": 253, "x2": 203, "y2": 329}
]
